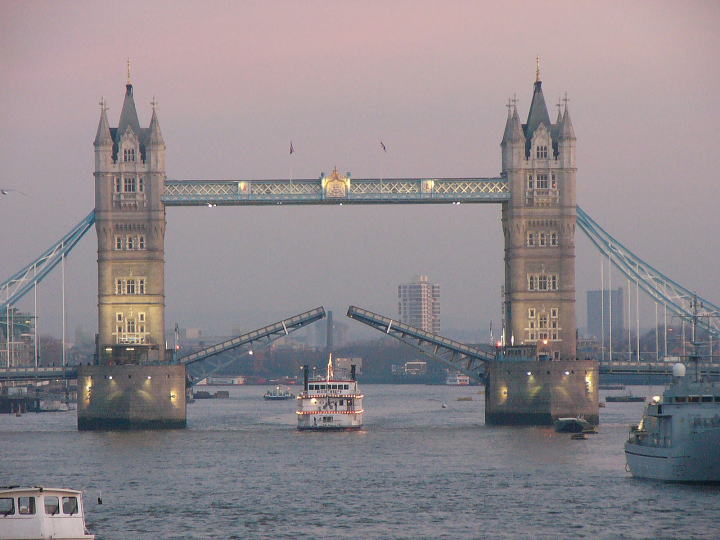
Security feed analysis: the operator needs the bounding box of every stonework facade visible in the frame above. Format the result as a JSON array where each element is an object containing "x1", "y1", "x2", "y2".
[
  {"x1": 94, "y1": 84, "x2": 167, "y2": 364},
  {"x1": 501, "y1": 77, "x2": 577, "y2": 361}
]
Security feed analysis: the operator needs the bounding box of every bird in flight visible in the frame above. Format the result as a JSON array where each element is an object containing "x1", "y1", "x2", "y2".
[{"x1": 0, "y1": 188, "x2": 27, "y2": 196}]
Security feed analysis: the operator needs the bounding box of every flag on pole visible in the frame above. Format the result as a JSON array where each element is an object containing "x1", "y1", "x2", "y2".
[
  {"x1": 290, "y1": 141, "x2": 295, "y2": 155},
  {"x1": 380, "y1": 141, "x2": 387, "y2": 152}
]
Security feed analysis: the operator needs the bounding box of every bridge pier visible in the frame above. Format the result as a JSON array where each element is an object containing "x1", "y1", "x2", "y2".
[
  {"x1": 77, "y1": 364, "x2": 186, "y2": 430},
  {"x1": 485, "y1": 359, "x2": 599, "y2": 426}
]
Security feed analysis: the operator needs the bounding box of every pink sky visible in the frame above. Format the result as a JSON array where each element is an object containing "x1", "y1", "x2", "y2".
[{"x1": 1, "y1": 1, "x2": 719, "y2": 339}]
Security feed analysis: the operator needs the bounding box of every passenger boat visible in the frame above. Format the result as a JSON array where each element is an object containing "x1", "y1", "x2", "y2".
[
  {"x1": 263, "y1": 386, "x2": 294, "y2": 400},
  {"x1": 446, "y1": 372, "x2": 470, "y2": 385},
  {"x1": 625, "y1": 307, "x2": 720, "y2": 482},
  {"x1": 297, "y1": 355, "x2": 363, "y2": 430},
  {"x1": 0, "y1": 486, "x2": 95, "y2": 539}
]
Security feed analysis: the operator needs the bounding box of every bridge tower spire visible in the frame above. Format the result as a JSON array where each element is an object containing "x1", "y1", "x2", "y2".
[
  {"x1": 501, "y1": 70, "x2": 577, "y2": 361},
  {"x1": 94, "y1": 78, "x2": 167, "y2": 365}
]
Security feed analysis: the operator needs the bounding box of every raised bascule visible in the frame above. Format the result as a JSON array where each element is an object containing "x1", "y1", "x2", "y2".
[{"x1": 3, "y1": 65, "x2": 718, "y2": 429}]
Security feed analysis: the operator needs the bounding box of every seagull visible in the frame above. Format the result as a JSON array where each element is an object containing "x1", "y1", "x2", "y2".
[{"x1": 1, "y1": 188, "x2": 27, "y2": 196}]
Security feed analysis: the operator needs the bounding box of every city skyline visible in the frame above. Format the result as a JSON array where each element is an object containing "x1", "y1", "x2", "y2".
[{"x1": 1, "y1": 1, "x2": 719, "y2": 342}]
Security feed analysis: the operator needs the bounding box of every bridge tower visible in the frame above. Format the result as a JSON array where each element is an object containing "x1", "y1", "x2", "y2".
[
  {"x1": 93, "y1": 80, "x2": 167, "y2": 364},
  {"x1": 79, "y1": 78, "x2": 185, "y2": 430},
  {"x1": 501, "y1": 70, "x2": 576, "y2": 360}
]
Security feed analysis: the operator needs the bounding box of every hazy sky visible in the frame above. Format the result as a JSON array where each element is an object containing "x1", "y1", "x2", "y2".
[{"x1": 1, "y1": 1, "x2": 719, "y2": 342}]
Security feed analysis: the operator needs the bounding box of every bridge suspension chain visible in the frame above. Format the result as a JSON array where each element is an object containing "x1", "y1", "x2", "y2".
[
  {"x1": 576, "y1": 206, "x2": 719, "y2": 338},
  {"x1": 1, "y1": 211, "x2": 95, "y2": 312}
]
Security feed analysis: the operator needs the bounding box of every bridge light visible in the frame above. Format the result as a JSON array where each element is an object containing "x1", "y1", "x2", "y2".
[
  {"x1": 108, "y1": 375, "x2": 113, "y2": 380},
  {"x1": 248, "y1": 350, "x2": 254, "y2": 356},
  {"x1": 147, "y1": 375, "x2": 152, "y2": 380},
  {"x1": 526, "y1": 371, "x2": 532, "y2": 376},
  {"x1": 564, "y1": 370, "x2": 570, "y2": 376}
]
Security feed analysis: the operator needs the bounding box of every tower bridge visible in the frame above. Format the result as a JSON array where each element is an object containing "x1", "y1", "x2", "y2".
[{"x1": 2, "y1": 69, "x2": 718, "y2": 429}]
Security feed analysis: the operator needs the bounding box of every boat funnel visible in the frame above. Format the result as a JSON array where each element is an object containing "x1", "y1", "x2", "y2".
[{"x1": 303, "y1": 365, "x2": 309, "y2": 391}]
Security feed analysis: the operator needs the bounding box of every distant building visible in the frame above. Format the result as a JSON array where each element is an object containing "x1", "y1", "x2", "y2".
[
  {"x1": 398, "y1": 275, "x2": 440, "y2": 333},
  {"x1": 586, "y1": 288, "x2": 624, "y2": 341}
]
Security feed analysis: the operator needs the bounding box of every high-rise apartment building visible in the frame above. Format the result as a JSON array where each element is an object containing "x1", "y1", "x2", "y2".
[
  {"x1": 586, "y1": 288, "x2": 624, "y2": 341},
  {"x1": 398, "y1": 275, "x2": 440, "y2": 333}
]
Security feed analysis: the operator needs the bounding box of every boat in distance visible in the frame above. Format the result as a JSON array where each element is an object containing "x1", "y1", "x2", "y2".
[
  {"x1": 554, "y1": 417, "x2": 592, "y2": 433},
  {"x1": 263, "y1": 386, "x2": 294, "y2": 400},
  {"x1": 0, "y1": 486, "x2": 95, "y2": 540},
  {"x1": 297, "y1": 355, "x2": 363, "y2": 431},
  {"x1": 625, "y1": 359, "x2": 720, "y2": 482},
  {"x1": 606, "y1": 393, "x2": 645, "y2": 403}
]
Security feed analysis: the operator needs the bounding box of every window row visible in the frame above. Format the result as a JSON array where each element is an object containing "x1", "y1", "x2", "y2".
[
  {"x1": 527, "y1": 173, "x2": 557, "y2": 189},
  {"x1": 528, "y1": 308, "x2": 559, "y2": 319},
  {"x1": 115, "y1": 278, "x2": 146, "y2": 295},
  {"x1": 114, "y1": 235, "x2": 145, "y2": 250},
  {"x1": 527, "y1": 331, "x2": 559, "y2": 342},
  {"x1": 527, "y1": 274, "x2": 558, "y2": 291},
  {"x1": 309, "y1": 383, "x2": 350, "y2": 391},
  {"x1": 528, "y1": 318, "x2": 559, "y2": 330},
  {"x1": 123, "y1": 148, "x2": 136, "y2": 162},
  {"x1": 0, "y1": 496, "x2": 78, "y2": 516},
  {"x1": 527, "y1": 231, "x2": 559, "y2": 247},
  {"x1": 114, "y1": 176, "x2": 145, "y2": 193},
  {"x1": 535, "y1": 145, "x2": 548, "y2": 159},
  {"x1": 115, "y1": 312, "x2": 146, "y2": 323}
]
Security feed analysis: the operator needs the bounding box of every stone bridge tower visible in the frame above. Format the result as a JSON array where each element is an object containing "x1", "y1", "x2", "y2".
[
  {"x1": 93, "y1": 79, "x2": 167, "y2": 364},
  {"x1": 500, "y1": 70, "x2": 577, "y2": 361}
]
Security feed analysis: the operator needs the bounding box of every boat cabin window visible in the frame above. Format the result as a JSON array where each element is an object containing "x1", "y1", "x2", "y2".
[
  {"x1": 675, "y1": 397, "x2": 686, "y2": 402},
  {"x1": 18, "y1": 497, "x2": 35, "y2": 515},
  {"x1": 62, "y1": 496, "x2": 78, "y2": 515},
  {"x1": 339, "y1": 400, "x2": 344, "y2": 406},
  {"x1": 44, "y1": 496, "x2": 60, "y2": 515},
  {"x1": 715, "y1": 397, "x2": 720, "y2": 402},
  {"x1": 701, "y1": 396, "x2": 713, "y2": 403},
  {"x1": 0, "y1": 498, "x2": 14, "y2": 516},
  {"x1": 308, "y1": 384, "x2": 314, "y2": 390},
  {"x1": 688, "y1": 396, "x2": 700, "y2": 403},
  {"x1": 344, "y1": 384, "x2": 349, "y2": 390}
]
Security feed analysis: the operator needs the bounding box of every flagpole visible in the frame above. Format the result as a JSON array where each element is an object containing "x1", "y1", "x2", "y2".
[{"x1": 289, "y1": 141, "x2": 294, "y2": 187}]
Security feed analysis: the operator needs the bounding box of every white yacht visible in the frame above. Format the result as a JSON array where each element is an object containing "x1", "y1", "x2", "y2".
[
  {"x1": 0, "y1": 487, "x2": 95, "y2": 540},
  {"x1": 624, "y1": 361, "x2": 720, "y2": 482},
  {"x1": 297, "y1": 356, "x2": 363, "y2": 430}
]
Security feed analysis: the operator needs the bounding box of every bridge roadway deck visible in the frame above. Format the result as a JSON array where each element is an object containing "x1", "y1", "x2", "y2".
[{"x1": 163, "y1": 178, "x2": 510, "y2": 205}]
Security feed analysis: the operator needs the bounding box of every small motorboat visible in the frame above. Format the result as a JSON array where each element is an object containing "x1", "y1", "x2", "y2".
[
  {"x1": 263, "y1": 386, "x2": 295, "y2": 400},
  {"x1": 0, "y1": 486, "x2": 95, "y2": 539},
  {"x1": 554, "y1": 417, "x2": 592, "y2": 433}
]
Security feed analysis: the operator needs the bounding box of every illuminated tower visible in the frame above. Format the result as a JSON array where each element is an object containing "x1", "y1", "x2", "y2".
[
  {"x1": 500, "y1": 63, "x2": 577, "y2": 360},
  {"x1": 93, "y1": 74, "x2": 167, "y2": 364}
]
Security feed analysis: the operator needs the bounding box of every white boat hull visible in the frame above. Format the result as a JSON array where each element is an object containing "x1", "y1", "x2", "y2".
[
  {"x1": 297, "y1": 412, "x2": 363, "y2": 430},
  {"x1": 625, "y1": 427, "x2": 720, "y2": 482}
]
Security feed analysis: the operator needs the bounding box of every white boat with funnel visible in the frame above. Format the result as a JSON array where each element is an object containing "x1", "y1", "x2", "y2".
[
  {"x1": 297, "y1": 355, "x2": 363, "y2": 430},
  {"x1": 624, "y1": 305, "x2": 720, "y2": 483},
  {"x1": 0, "y1": 486, "x2": 95, "y2": 540}
]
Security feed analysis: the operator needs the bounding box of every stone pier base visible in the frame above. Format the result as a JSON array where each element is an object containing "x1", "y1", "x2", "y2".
[
  {"x1": 77, "y1": 364, "x2": 187, "y2": 430},
  {"x1": 485, "y1": 359, "x2": 599, "y2": 426}
]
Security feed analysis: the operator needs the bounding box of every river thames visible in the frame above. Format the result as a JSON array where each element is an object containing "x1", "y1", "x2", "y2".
[{"x1": 1, "y1": 384, "x2": 718, "y2": 539}]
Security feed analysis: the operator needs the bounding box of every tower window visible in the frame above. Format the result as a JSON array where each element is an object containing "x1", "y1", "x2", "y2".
[
  {"x1": 527, "y1": 175, "x2": 534, "y2": 189},
  {"x1": 528, "y1": 308, "x2": 536, "y2": 318},
  {"x1": 126, "y1": 236, "x2": 135, "y2": 250},
  {"x1": 138, "y1": 312, "x2": 145, "y2": 323},
  {"x1": 539, "y1": 233, "x2": 547, "y2": 246},
  {"x1": 138, "y1": 279, "x2": 145, "y2": 294},
  {"x1": 124, "y1": 177, "x2": 136, "y2": 192},
  {"x1": 116, "y1": 313, "x2": 123, "y2": 323},
  {"x1": 114, "y1": 178, "x2": 122, "y2": 193},
  {"x1": 138, "y1": 235, "x2": 145, "y2": 249},
  {"x1": 536, "y1": 174, "x2": 548, "y2": 189},
  {"x1": 550, "y1": 233, "x2": 558, "y2": 246},
  {"x1": 551, "y1": 307, "x2": 558, "y2": 318},
  {"x1": 126, "y1": 279, "x2": 136, "y2": 294},
  {"x1": 536, "y1": 146, "x2": 548, "y2": 159},
  {"x1": 127, "y1": 320, "x2": 136, "y2": 333},
  {"x1": 527, "y1": 273, "x2": 559, "y2": 291},
  {"x1": 527, "y1": 232, "x2": 535, "y2": 247},
  {"x1": 115, "y1": 279, "x2": 124, "y2": 295},
  {"x1": 123, "y1": 148, "x2": 136, "y2": 162},
  {"x1": 114, "y1": 236, "x2": 123, "y2": 250},
  {"x1": 138, "y1": 177, "x2": 144, "y2": 192}
]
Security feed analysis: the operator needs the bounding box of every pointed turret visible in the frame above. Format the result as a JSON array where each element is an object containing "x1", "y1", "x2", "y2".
[
  {"x1": 94, "y1": 101, "x2": 112, "y2": 147},
  {"x1": 117, "y1": 83, "x2": 141, "y2": 140},
  {"x1": 559, "y1": 106, "x2": 576, "y2": 140},
  {"x1": 524, "y1": 80, "x2": 551, "y2": 144},
  {"x1": 148, "y1": 107, "x2": 164, "y2": 146}
]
